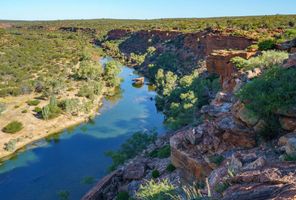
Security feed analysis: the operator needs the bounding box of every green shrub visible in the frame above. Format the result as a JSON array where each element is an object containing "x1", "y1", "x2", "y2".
[
  {"x1": 3, "y1": 139, "x2": 17, "y2": 152},
  {"x1": 26, "y1": 99, "x2": 40, "y2": 106},
  {"x1": 238, "y1": 66, "x2": 296, "y2": 139},
  {"x1": 22, "y1": 109, "x2": 28, "y2": 113},
  {"x1": 209, "y1": 155, "x2": 225, "y2": 166},
  {"x1": 58, "y1": 98, "x2": 80, "y2": 115},
  {"x1": 149, "y1": 145, "x2": 171, "y2": 158},
  {"x1": 116, "y1": 191, "x2": 130, "y2": 200},
  {"x1": 2, "y1": 121, "x2": 23, "y2": 133},
  {"x1": 42, "y1": 96, "x2": 62, "y2": 120},
  {"x1": 155, "y1": 69, "x2": 220, "y2": 130},
  {"x1": 215, "y1": 182, "x2": 230, "y2": 193},
  {"x1": 136, "y1": 179, "x2": 175, "y2": 200},
  {"x1": 152, "y1": 170, "x2": 160, "y2": 178},
  {"x1": 166, "y1": 164, "x2": 176, "y2": 172},
  {"x1": 106, "y1": 131, "x2": 157, "y2": 171},
  {"x1": 75, "y1": 60, "x2": 103, "y2": 81},
  {"x1": 283, "y1": 154, "x2": 296, "y2": 162},
  {"x1": 33, "y1": 106, "x2": 42, "y2": 113},
  {"x1": 231, "y1": 50, "x2": 288, "y2": 71},
  {"x1": 258, "y1": 39, "x2": 276, "y2": 50}
]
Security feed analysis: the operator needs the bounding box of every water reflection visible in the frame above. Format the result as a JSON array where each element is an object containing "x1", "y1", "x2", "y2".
[{"x1": 0, "y1": 58, "x2": 166, "y2": 200}]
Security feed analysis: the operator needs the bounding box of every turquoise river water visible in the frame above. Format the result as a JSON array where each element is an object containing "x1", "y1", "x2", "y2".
[{"x1": 0, "y1": 58, "x2": 166, "y2": 200}]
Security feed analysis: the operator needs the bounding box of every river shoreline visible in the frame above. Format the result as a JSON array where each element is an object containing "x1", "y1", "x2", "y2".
[{"x1": 0, "y1": 93, "x2": 105, "y2": 162}]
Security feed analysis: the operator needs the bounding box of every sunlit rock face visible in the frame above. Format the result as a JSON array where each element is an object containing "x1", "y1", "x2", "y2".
[
  {"x1": 104, "y1": 29, "x2": 254, "y2": 77},
  {"x1": 206, "y1": 50, "x2": 256, "y2": 91}
]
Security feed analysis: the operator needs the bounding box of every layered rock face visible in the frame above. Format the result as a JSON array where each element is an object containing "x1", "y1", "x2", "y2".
[
  {"x1": 210, "y1": 149, "x2": 296, "y2": 200},
  {"x1": 206, "y1": 50, "x2": 256, "y2": 91},
  {"x1": 170, "y1": 92, "x2": 257, "y2": 181},
  {"x1": 104, "y1": 29, "x2": 254, "y2": 77},
  {"x1": 118, "y1": 30, "x2": 181, "y2": 54},
  {"x1": 106, "y1": 29, "x2": 132, "y2": 40},
  {"x1": 170, "y1": 89, "x2": 296, "y2": 199}
]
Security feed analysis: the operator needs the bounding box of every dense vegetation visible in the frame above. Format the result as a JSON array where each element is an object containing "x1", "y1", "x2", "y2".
[
  {"x1": 238, "y1": 66, "x2": 296, "y2": 139},
  {"x1": 231, "y1": 50, "x2": 289, "y2": 70},
  {"x1": 155, "y1": 68, "x2": 220, "y2": 129}
]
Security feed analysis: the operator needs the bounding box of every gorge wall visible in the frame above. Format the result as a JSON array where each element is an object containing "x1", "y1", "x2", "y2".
[
  {"x1": 85, "y1": 29, "x2": 296, "y2": 200},
  {"x1": 103, "y1": 29, "x2": 254, "y2": 78}
]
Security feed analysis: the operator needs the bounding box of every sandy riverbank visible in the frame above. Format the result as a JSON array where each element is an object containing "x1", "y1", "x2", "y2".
[{"x1": 0, "y1": 93, "x2": 104, "y2": 161}]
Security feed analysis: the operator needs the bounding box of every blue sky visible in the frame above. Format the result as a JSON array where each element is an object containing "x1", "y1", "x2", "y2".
[{"x1": 1, "y1": 0, "x2": 296, "y2": 20}]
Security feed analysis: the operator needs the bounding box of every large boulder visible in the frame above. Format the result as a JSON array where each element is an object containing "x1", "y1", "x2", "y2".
[{"x1": 123, "y1": 162, "x2": 146, "y2": 180}]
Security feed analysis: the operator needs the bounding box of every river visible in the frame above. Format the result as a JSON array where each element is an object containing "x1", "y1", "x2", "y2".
[{"x1": 0, "y1": 57, "x2": 166, "y2": 200}]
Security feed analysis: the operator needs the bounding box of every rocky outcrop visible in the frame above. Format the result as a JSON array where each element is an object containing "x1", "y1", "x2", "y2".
[
  {"x1": 82, "y1": 170, "x2": 122, "y2": 200},
  {"x1": 222, "y1": 162, "x2": 296, "y2": 200},
  {"x1": 82, "y1": 135, "x2": 180, "y2": 200},
  {"x1": 118, "y1": 30, "x2": 181, "y2": 54},
  {"x1": 203, "y1": 34, "x2": 254, "y2": 56},
  {"x1": 59, "y1": 27, "x2": 97, "y2": 35},
  {"x1": 277, "y1": 39, "x2": 296, "y2": 53},
  {"x1": 206, "y1": 50, "x2": 256, "y2": 91},
  {"x1": 102, "y1": 29, "x2": 255, "y2": 77},
  {"x1": 204, "y1": 142, "x2": 296, "y2": 200},
  {"x1": 170, "y1": 92, "x2": 258, "y2": 181},
  {"x1": 106, "y1": 29, "x2": 132, "y2": 40}
]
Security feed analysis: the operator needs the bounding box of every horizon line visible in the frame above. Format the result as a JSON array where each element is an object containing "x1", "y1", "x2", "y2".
[{"x1": 1, "y1": 13, "x2": 296, "y2": 22}]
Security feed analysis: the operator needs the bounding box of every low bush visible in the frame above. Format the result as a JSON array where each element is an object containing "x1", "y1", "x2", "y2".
[
  {"x1": 42, "y1": 96, "x2": 62, "y2": 120},
  {"x1": 2, "y1": 121, "x2": 23, "y2": 133},
  {"x1": 21, "y1": 109, "x2": 28, "y2": 113},
  {"x1": 151, "y1": 170, "x2": 160, "y2": 178},
  {"x1": 209, "y1": 155, "x2": 225, "y2": 166},
  {"x1": 238, "y1": 66, "x2": 296, "y2": 139},
  {"x1": 3, "y1": 139, "x2": 17, "y2": 152},
  {"x1": 136, "y1": 179, "x2": 205, "y2": 200},
  {"x1": 136, "y1": 179, "x2": 175, "y2": 200},
  {"x1": 33, "y1": 106, "x2": 42, "y2": 113},
  {"x1": 215, "y1": 182, "x2": 230, "y2": 193},
  {"x1": 231, "y1": 50, "x2": 288, "y2": 71},
  {"x1": 149, "y1": 145, "x2": 171, "y2": 158},
  {"x1": 258, "y1": 39, "x2": 276, "y2": 50},
  {"x1": 166, "y1": 163, "x2": 176, "y2": 172},
  {"x1": 26, "y1": 99, "x2": 40, "y2": 106},
  {"x1": 58, "y1": 98, "x2": 80, "y2": 115},
  {"x1": 283, "y1": 154, "x2": 296, "y2": 162}
]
